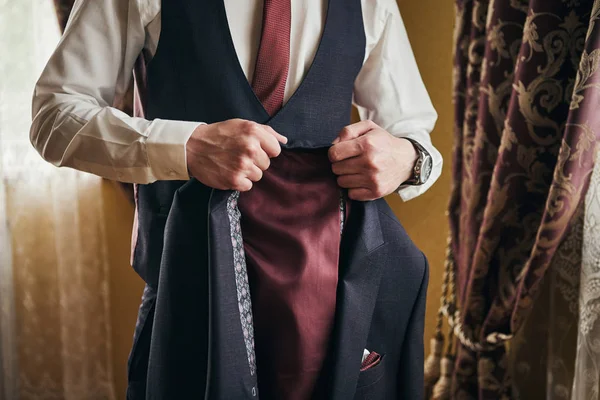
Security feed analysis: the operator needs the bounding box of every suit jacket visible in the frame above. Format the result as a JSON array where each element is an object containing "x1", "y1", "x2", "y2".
[
  {"x1": 127, "y1": 184, "x2": 428, "y2": 400},
  {"x1": 126, "y1": 0, "x2": 429, "y2": 397}
]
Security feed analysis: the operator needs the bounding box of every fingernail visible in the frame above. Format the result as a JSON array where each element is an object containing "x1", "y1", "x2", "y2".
[{"x1": 332, "y1": 137, "x2": 340, "y2": 144}]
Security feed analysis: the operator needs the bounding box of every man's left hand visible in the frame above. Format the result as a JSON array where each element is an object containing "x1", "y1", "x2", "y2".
[{"x1": 329, "y1": 120, "x2": 418, "y2": 201}]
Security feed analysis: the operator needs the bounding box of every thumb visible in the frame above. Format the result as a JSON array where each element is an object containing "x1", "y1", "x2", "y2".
[{"x1": 332, "y1": 120, "x2": 378, "y2": 144}]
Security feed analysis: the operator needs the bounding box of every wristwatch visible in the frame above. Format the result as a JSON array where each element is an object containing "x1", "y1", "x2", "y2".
[{"x1": 403, "y1": 139, "x2": 432, "y2": 186}]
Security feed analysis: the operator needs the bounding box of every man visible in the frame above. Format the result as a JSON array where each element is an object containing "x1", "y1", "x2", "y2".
[{"x1": 31, "y1": 0, "x2": 442, "y2": 399}]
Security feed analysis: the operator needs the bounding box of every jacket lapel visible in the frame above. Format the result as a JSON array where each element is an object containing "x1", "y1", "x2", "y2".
[{"x1": 320, "y1": 200, "x2": 386, "y2": 400}]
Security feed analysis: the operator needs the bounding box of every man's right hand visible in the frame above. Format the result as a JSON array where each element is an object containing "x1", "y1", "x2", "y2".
[{"x1": 186, "y1": 119, "x2": 288, "y2": 191}]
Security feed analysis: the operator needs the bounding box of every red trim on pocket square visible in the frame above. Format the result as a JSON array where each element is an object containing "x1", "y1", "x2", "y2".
[{"x1": 360, "y1": 351, "x2": 381, "y2": 372}]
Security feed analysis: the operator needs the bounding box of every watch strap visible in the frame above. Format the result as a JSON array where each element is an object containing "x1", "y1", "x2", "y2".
[{"x1": 403, "y1": 138, "x2": 429, "y2": 186}]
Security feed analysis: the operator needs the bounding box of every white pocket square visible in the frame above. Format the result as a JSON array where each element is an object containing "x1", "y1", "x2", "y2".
[{"x1": 362, "y1": 349, "x2": 371, "y2": 363}]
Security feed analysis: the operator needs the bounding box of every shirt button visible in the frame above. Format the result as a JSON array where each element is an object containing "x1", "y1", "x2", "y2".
[
  {"x1": 167, "y1": 169, "x2": 177, "y2": 177},
  {"x1": 251, "y1": 386, "x2": 257, "y2": 397}
]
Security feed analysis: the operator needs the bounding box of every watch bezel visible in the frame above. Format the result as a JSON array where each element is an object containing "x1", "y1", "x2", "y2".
[{"x1": 420, "y1": 152, "x2": 433, "y2": 184}]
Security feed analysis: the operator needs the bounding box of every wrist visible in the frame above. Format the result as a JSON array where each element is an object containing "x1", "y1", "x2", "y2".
[
  {"x1": 394, "y1": 138, "x2": 418, "y2": 185},
  {"x1": 186, "y1": 123, "x2": 209, "y2": 176},
  {"x1": 398, "y1": 137, "x2": 419, "y2": 166}
]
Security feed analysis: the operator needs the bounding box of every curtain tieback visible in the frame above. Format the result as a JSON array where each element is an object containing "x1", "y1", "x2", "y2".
[{"x1": 441, "y1": 306, "x2": 513, "y2": 352}]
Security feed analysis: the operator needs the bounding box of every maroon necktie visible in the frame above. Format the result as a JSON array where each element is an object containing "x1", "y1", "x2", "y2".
[{"x1": 251, "y1": 0, "x2": 292, "y2": 116}]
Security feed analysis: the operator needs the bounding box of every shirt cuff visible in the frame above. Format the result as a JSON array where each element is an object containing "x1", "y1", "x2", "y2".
[
  {"x1": 393, "y1": 132, "x2": 443, "y2": 202},
  {"x1": 145, "y1": 118, "x2": 203, "y2": 181}
]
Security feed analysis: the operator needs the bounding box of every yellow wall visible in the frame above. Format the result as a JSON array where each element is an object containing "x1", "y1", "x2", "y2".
[
  {"x1": 103, "y1": 2, "x2": 455, "y2": 394},
  {"x1": 393, "y1": 0, "x2": 454, "y2": 348}
]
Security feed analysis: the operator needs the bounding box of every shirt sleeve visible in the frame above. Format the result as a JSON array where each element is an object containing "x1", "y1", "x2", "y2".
[
  {"x1": 30, "y1": 0, "x2": 199, "y2": 184},
  {"x1": 354, "y1": 0, "x2": 443, "y2": 202}
]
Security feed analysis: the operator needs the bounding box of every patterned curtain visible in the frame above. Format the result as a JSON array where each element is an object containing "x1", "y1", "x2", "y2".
[{"x1": 424, "y1": 0, "x2": 600, "y2": 399}]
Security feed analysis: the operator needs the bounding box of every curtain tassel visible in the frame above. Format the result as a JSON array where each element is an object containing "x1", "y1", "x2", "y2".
[
  {"x1": 425, "y1": 237, "x2": 456, "y2": 400},
  {"x1": 424, "y1": 333, "x2": 444, "y2": 398},
  {"x1": 431, "y1": 354, "x2": 455, "y2": 400}
]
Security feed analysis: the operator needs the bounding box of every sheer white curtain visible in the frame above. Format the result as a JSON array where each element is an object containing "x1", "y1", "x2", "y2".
[
  {"x1": 0, "y1": 0, "x2": 116, "y2": 398},
  {"x1": 509, "y1": 207, "x2": 581, "y2": 400},
  {"x1": 572, "y1": 151, "x2": 600, "y2": 400},
  {"x1": 510, "y1": 144, "x2": 600, "y2": 400}
]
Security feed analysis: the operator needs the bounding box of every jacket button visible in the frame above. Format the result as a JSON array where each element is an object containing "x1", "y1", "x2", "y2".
[{"x1": 251, "y1": 386, "x2": 257, "y2": 397}]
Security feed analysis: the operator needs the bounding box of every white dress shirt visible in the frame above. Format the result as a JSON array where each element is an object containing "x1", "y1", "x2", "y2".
[{"x1": 30, "y1": 0, "x2": 442, "y2": 201}]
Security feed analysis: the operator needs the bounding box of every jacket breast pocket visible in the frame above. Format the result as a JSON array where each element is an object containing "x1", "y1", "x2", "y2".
[{"x1": 354, "y1": 354, "x2": 386, "y2": 400}]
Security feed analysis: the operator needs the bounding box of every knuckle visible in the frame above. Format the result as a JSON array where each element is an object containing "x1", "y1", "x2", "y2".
[
  {"x1": 365, "y1": 155, "x2": 378, "y2": 169},
  {"x1": 234, "y1": 182, "x2": 251, "y2": 192},
  {"x1": 243, "y1": 120, "x2": 256, "y2": 131},
  {"x1": 245, "y1": 142, "x2": 260, "y2": 157},
  {"x1": 367, "y1": 170, "x2": 378, "y2": 182},
  {"x1": 371, "y1": 160, "x2": 382, "y2": 173},
  {"x1": 225, "y1": 176, "x2": 237, "y2": 188},
  {"x1": 248, "y1": 123, "x2": 262, "y2": 137},
  {"x1": 263, "y1": 158, "x2": 271, "y2": 170},
  {"x1": 231, "y1": 173, "x2": 246, "y2": 186},
  {"x1": 329, "y1": 148, "x2": 340, "y2": 162},
  {"x1": 271, "y1": 143, "x2": 282, "y2": 157},
  {"x1": 234, "y1": 156, "x2": 248, "y2": 171},
  {"x1": 250, "y1": 165, "x2": 262, "y2": 178},
  {"x1": 242, "y1": 158, "x2": 254, "y2": 171},
  {"x1": 363, "y1": 136, "x2": 376, "y2": 150},
  {"x1": 355, "y1": 140, "x2": 367, "y2": 155},
  {"x1": 241, "y1": 178, "x2": 253, "y2": 191}
]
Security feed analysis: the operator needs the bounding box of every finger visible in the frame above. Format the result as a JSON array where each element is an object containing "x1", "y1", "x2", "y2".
[
  {"x1": 262, "y1": 125, "x2": 288, "y2": 144},
  {"x1": 254, "y1": 126, "x2": 282, "y2": 158},
  {"x1": 253, "y1": 148, "x2": 271, "y2": 171},
  {"x1": 332, "y1": 120, "x2": 378, "y2": 144},
  {"x1": 331, "y1": 157, "x2": 364, "y2": 175},
  {"x1": 232, "y1": 176, "x2": 253, "y2": 192},
  {"x1": 246, "y1": 165, "x2": 264, "y2": 182},
  {"x1": 336, "y1": 174, "x2": 369, "y2": 189},
  {"x1": 348, "y1": 188, "x2": 377, "y2": 202},
  {"x1": 329, "y1": 140, "x2": 362, "y2": 163}
]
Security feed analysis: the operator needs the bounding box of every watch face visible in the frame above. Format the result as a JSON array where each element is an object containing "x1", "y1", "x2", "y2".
[{"x1": 421, "y1": 156, "x2": 433, "y2": 183}]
